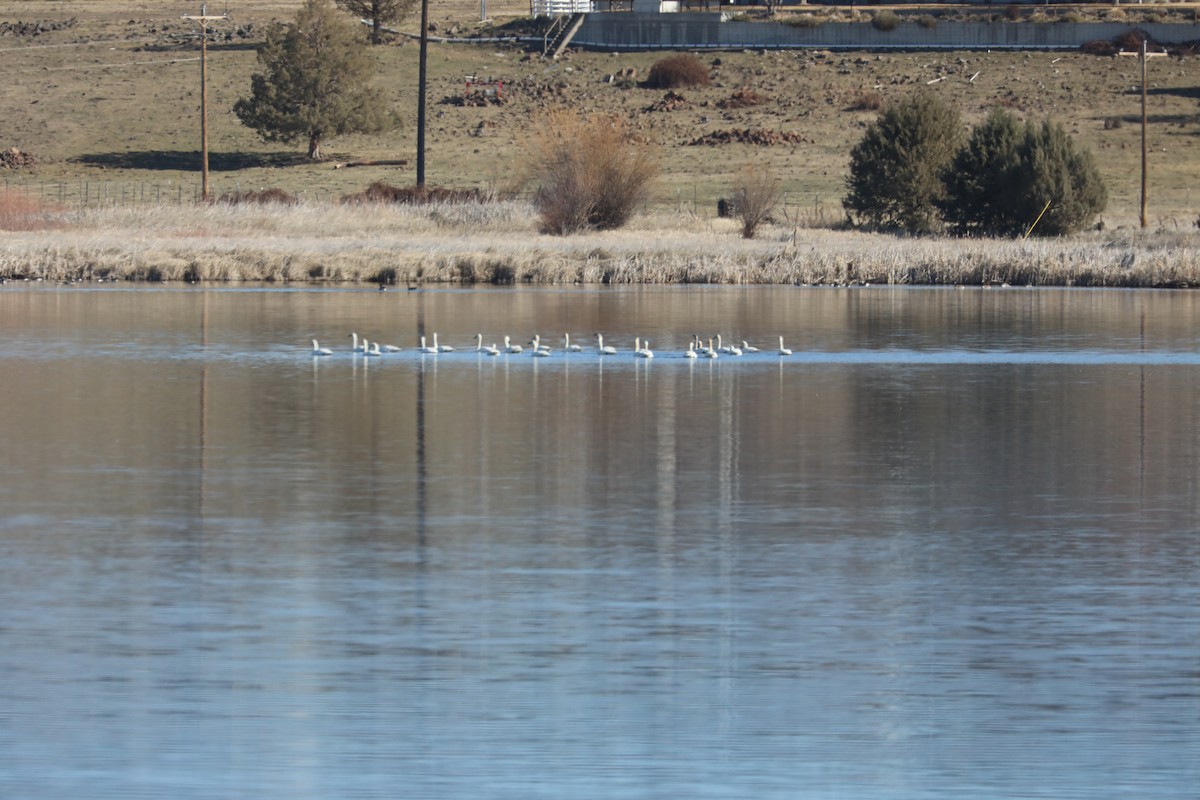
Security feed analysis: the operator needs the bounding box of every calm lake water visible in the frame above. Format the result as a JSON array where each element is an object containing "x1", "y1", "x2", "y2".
[{"x1": 1, "y1": 284, "x2": 1198, "y2": 800}]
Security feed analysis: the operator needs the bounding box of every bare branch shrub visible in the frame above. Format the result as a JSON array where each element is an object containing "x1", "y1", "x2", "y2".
[
  {"x1": 732, "y1": 164, "x2": 781, "y2": 239},
  {"x1": 643, "y1": 54, "x2": 711, "y2": 89},
  {"x1": 0, "y1": 189, "x2": 58, "y2": 231},
  {"x1": 530, "y1": 111, "x2": 658, "y2": 235}
]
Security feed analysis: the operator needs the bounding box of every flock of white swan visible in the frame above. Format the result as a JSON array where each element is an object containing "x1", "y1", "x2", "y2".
[{"x1": 312, "y1": 332, "x2": 794, "y2": 359}]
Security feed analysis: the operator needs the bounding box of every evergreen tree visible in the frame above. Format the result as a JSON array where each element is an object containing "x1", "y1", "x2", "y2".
[
  {"x1": 843, "y1": 92, "x2": 962, "y2": 234},
  {"x1": 335, "y1": 0, "x2": 417, "y2": 45},
  {"x1": 1020, "y1": 119, "x2": 1107, "y2": 236},
  {"x1": 942, "y1": 110, "x2": 1107, "y2": 237},
  {"x1": 941, "y1": 109, "x2": 1026, "y2": 236},
  {"x1": 234, "y1": 0, "x2": 397, "y2": 160}
]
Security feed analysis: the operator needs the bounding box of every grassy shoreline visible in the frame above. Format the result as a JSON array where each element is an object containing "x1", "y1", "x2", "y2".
[{"x1": 2, "y1": 200, "x2": 1198, "y2": 288}]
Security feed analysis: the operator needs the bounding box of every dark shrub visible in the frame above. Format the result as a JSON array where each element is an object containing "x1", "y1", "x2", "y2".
[
  {"x1": 846, "y1": 90, "x2": 885, "y2": 112},
  {"x1": 643, "y1": 54, "x2": 711, "y2": 89},
  {"x1": 870, "y1": 10, "x2": 900, "y2": 32}
]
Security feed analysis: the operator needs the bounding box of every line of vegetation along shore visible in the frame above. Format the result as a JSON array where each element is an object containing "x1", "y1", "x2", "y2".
[{"x1": 0, "y1": 201, "x2": 1196, "y2": 289}]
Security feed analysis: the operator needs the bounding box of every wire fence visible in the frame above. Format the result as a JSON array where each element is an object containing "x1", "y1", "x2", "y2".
[
  {"x1": 1, "y1": 176, "x2": 843, "y2": 228},
  {"x1": 0, "y1": 177, "x2": 357, "y2": 208}
]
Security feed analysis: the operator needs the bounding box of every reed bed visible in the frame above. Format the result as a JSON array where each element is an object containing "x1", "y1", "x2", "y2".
[{"x1": 2, "y1": 200, "x2": 1199, "y2": 288}]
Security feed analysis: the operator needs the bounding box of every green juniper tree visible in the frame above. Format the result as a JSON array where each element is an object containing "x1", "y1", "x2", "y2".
[
  {"x1": 942, "y1": 109, "x2": 1107, "y2": 237},
  {"x1": 843, "y1": 92, "x2": 963, "y2": 234},
  {"x1": 234, "y1": 0, "x2": 397, "y2": 160}
]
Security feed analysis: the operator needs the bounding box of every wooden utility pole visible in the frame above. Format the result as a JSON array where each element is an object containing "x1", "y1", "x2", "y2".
[
  {"x1": 1120, "y1": 40, "x2": 1166, "y2": 229},
  {"x1": 181, "y1": 5, "x2": 228, "y2": 201},
  {"x1": 416, "y1": 0, "x2": 429, "y2": 187}
]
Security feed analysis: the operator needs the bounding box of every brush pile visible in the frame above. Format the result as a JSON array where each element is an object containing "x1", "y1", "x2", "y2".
[
  {"x1": 718, "y1": 87, "x2": 769, "y2": 109},
  {"x1": 688, "y1": 129, "x2": 809, "y2": 146},
  {"x1": 0, "y1": 19, "x2": 76, "y2": 37},
  {"x1": 645, "y1": 91, "x2": 689, "y2": 112},
  {"x1": 0, "y1": 147, "x2": 38, "y2": 169}
]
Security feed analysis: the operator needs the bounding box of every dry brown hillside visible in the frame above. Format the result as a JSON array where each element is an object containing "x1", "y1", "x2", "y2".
[{"x1": 2, "y1": 1, "x2": 1199, "y2": 228}]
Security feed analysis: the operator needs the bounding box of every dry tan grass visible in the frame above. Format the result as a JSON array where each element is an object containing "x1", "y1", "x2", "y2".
[{"x1": 2, "y1": 200, "x2": 1199, "y2": 287}]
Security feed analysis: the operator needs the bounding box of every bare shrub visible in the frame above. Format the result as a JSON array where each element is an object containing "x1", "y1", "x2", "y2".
[
  {"x1": 870, "y1": 10, "x2": 900, "y2": 31},
  {"x1": 529, "y1": 111, "x2": 658, "y2": 235},
  {"x1": 847, "y1": 90, "x2": 885, "y2": 112},
  {"x1": 643, "y1": 54, "x2": 711, "y2": 89},
  {"x1": 732, "y1": 164, "x2": 782, "y2": 239},
  {"x1": 1005, "y1": 4, "x2": 1022, "y2": 21},
  {"x1": 917, "y1": 14, "x2": 937, "y2": 29},
  {"x1": 0, "y1": 189, "x2": 58, "y2": 231}
]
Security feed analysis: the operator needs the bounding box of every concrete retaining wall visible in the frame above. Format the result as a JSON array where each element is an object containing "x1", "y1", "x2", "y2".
[{"x1": 573, "y1": 13, "x2": 1200, "y2": 50}]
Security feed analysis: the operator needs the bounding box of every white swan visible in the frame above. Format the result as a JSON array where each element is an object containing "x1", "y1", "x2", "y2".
[
  {"x1": 504, "y1": 335, "x2": 523, "y2": 354},
  {"x1": 596, "y1": 333, "x2": 617, "y2": 355},
  {"x1": 419, "y1": 335, "x2": 438, "y2": 355},
  {"x1": 684, "y1": 342, "x2": 698, "y2": 359},
  {"x1": 364, "y1": 339, "x2": 382, "y2": 357},
  {"x1": 311, "y1": 339, "x2": 333, "y2": 356},
  {"x1": 635, "y1": 338, "x2": 654, "y2": 358},
  {"x1": 349, "y1": 332, "x2": 367, "y2": 353},
  {"x1": 476, "y1": 334, "x2": 500, "y2": 356},
  {"x1": 530, "y1": 335, "x2": 552, "y2": 356},
  {"x1": 379, "y1": 342, "x2": 401, "y2": 353},
  {"x1": 705, "y1": 338, "x2": 719, "y2": 358},
  {"x1": 564, "y1": 333, "x2": 582, "y2": 352},
  {"x1": 434, "y1": 332, "x2": 454, "y2": 353},
  {"x1": 778, "y1": 336, "x2": 792, "y2": 356},
  {"x1": 741, "y1": 340, "x2": 760, "y2": 353}
]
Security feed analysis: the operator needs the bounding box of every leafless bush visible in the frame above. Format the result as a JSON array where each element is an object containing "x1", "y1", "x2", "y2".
[
  {"x1": 847, "y1": 90, "x2": 885, "y2": 112},
  {"x1": 732, "y1": 164, "x2": 782, "y2": 239},
  {"x1": 0, "y1": 188, "x2": 58, "y2": 231},
  {"x1": 529, "y1": 111, "x2": 658, "y2": 235},
  {"x1": 643, "y1": 54, "x2": 711, "y2": 90}
]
